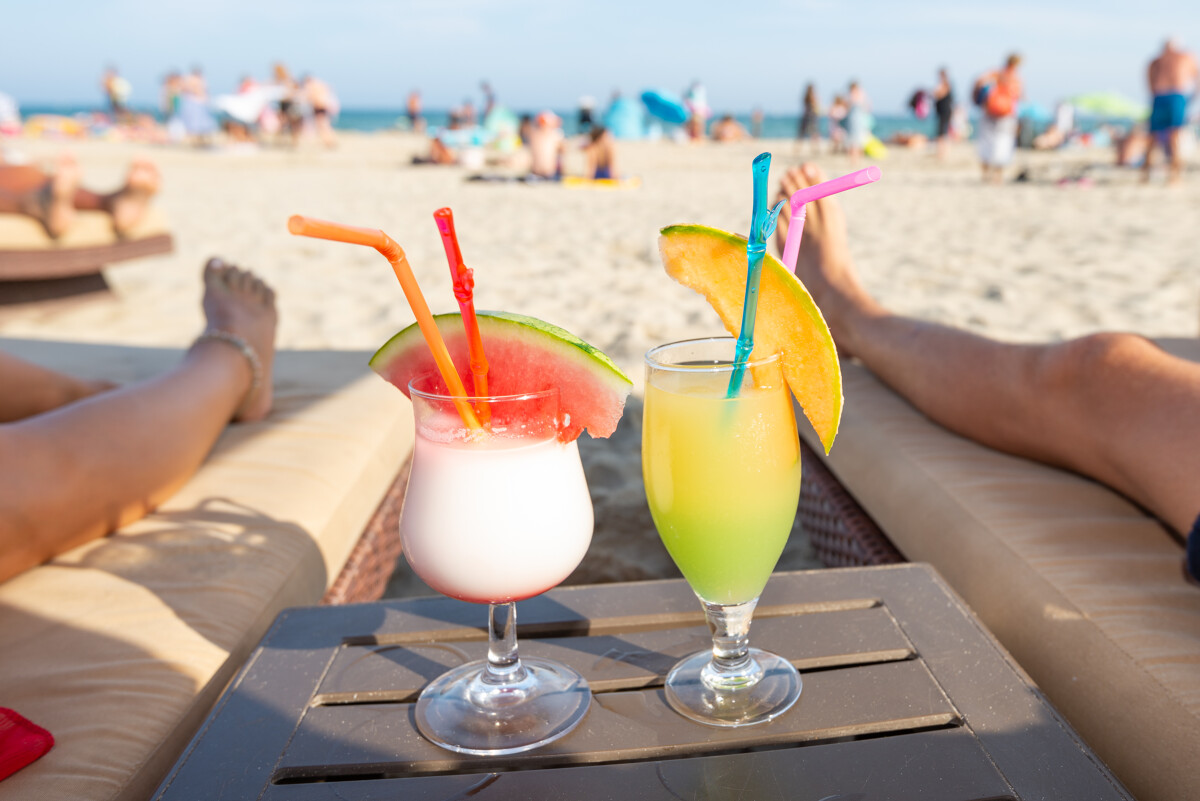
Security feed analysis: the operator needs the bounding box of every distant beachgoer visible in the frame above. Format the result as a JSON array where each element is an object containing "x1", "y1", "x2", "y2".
[
  {"x1": 178, "y1": 68, "x2": 217, "y2": 145},
  {"x1": 828, "y1": 95, "x2": 849, "y2": 153},
  {"x1": 102, "y1": 67, "x2": 132, "y2": 124},
  {"x1": 974, "y1": 52, "x2": 1022, "y2": 183},
  {"x1": 974, "y1": 53, "x2": 1023, "y2": 183},
  {"x1": 933, "y1": 68, "x2": 954, "y2": 160},
  {"x1": 798, "y1": 84, "x2": 821, "y2": 150},
  {"x1": 407, "y1": 90, "x2": 424, "y2": 133},
  {"x1": 774, "y1": 162, "x2": 1200, "y2": 586},
  {"x1": 528, "y1": 111, "x2": 564, "y2": 179},
  {"x1": 583, "y1": 125, "x2": 618, "y2": 180},
  {"x1": 304, "y1": 75, "x2": 338, "y2": 149},
  {"x1": 481, "y1": 82, "x2": 495, "y2": 120},
  {"x1": 0, "y1": 257, "x2": 278, "y2": 586},
  {"x1": 518, "y1": 114, "x2": 533, "y2": 146},
  {"x1": 845, "y1": 82, "x2": 873, "y2": 165},
  {"x1": 711, "y1": 114, "x2": 748, "y2": 143},
  {"x1": 0, "y1": 153, "x2": 160, "y2": 239},
  {"x1": 578, "y1": 96, "x2": 596, "y2": 134},
  {"x1": 1144, "y1": 38, "x2": 1199, "y2": 185},
  {"x1": 684, "y1": 81, "x2": 710, "y2": 141},
  {"x1": 0, "y1": 92, "x2": 20, "y2": 136},
  {"x1": 273, "y1": 64, "x2": 302, "y2": 147},
  {"x1": 750, "y1": 107, "x2": 764, "y2": 138}
]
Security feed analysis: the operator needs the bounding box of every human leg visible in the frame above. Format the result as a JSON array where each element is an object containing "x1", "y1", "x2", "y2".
[
  {"x1": 0, "y1": 155, "x2": 79, "y2": 237},
  {"x1": 0, "y1": 258, "x2": 277, "y2": 583},
  {"x1": 0, "y1": 351, "x2": 116, "y2": 423},
  {"x1": 775, "y1": 163, "x2": 1200, "y2": 536}
]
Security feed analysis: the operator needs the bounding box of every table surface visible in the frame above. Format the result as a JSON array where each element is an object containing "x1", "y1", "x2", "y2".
[{"x1": 153, "y1": 564, "x2": 1132, "y2": 800}]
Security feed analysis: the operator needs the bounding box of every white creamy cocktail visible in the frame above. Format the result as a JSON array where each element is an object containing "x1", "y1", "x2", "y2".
[{"x1": 400, "y1": 420, "x2": 593, "y2": 604}]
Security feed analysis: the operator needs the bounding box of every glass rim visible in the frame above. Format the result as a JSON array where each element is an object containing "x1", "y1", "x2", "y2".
[
  {"x1": 644, "y1": 336, "x2": 782, "y2": 373},
  {"x1": 407, "y1": 372, "x2": 558, "y2": 404}
]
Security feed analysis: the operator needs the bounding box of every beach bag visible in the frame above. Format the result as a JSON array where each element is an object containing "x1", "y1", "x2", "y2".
[
  {"x1": 985, "y1": 83, "x2": 1015, "y2": 118},
  {"x1": 972, "y1": 81, "x2": 991, "y2": 107}
]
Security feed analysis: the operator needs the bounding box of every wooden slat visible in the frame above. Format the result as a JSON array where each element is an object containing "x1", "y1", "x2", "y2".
[
  {"x1": 265, "y1": 728, "x2": 1015, "y2": 801},
  {"x1": 315, "y1": 605, "x2": 913, "y2": 703},
  {"x1": 279, "y1": 660, "x2": 956, "y2": 780}
]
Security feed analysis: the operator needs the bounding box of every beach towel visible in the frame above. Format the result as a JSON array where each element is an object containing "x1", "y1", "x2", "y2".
[{"x1": 0, "y1": 708, "x2": 53, "y2": 781}]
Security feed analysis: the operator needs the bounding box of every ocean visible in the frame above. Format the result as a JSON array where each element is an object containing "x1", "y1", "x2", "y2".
[{"x1": 18, "y1": 104, "x2": 954, "y2": 141}]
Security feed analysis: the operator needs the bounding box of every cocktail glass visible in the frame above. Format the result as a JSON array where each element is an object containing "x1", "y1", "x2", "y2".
[
  {"x1": 642, "y1": 337, "x2": 803, "y2": 726},
  {"x1": 401, "y1": 374, "x2": 594, "y2": 754}
]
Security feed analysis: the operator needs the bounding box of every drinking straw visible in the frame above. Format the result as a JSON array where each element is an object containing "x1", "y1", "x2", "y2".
[
  {"x1": 727, "y1": 153, "x2": 787, "y2": 398},
  {"x1": 433, "y1": 208, "x2": 490, "y2": 412},
  {"x1": 780, "y1": 166, "x2": 880, "y2": 273},
  {"x1": 286, "y1": 214, "x2": 481, "y2": 430}
]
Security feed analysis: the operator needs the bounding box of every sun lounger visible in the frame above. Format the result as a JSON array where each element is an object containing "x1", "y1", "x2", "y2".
[
  {"x1": 0, "y1": 209, "x2": 173, "y2": 304},
  {"x1": 795, "y1": 337, "x2": 1200, "y2": 801},
  {"x1": 0, "y1": 338, "x2": 412, "y2": 801}
]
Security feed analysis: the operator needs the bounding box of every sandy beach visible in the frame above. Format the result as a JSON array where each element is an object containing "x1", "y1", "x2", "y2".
[{"x1": 2, "y1": 133, "x2": 1197, "y2": 596}]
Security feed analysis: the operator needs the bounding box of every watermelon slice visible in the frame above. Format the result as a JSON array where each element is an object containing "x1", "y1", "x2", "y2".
[{"x1": 370, "y1": 311, "x2": 632, "y2": 441}]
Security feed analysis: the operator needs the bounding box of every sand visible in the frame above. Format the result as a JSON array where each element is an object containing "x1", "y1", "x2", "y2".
[{"x1": 2, "y1": 133, "x2": 1197, "y2": 597}]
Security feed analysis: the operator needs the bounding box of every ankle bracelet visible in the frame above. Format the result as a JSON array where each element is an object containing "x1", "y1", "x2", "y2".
[{"x1": 194, "y1": 330, "x2": 262, "y2": 414}]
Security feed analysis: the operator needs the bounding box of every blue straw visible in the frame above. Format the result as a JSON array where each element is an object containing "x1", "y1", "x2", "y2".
[{"x1": 727, "y1": 153, "x2": 786, "y2": 398}]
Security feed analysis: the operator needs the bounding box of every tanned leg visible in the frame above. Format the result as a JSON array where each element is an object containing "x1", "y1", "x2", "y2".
[
  {"x1": 775, "y1": 163, "x2": 1200, "y2": 536},
  {"x1": 0, "y1": 258, "x2": 277, "y2": 583}
]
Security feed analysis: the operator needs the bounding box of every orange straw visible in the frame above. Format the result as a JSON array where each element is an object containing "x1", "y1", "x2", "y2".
[
  {"x1": 287, "y1": 214, "x2": 481, "y2": 430},
  {"x1": 433, "y1": 208, "x2": 490, "y2": 418}
]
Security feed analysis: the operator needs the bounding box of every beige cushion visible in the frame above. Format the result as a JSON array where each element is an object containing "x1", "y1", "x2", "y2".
[
  {"x1": 806, "y1": 337, "x2": 1200, "y2": 801},
  {"x1": 0, "y1": 339, "x2": 412, "y2": 801},
  {"x1": 0, "y1": 207, "x2": 170, "y2": 249}
]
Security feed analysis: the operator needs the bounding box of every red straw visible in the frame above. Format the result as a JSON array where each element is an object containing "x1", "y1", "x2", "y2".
[
  {"x1": 287, "y1": 214, "x2": 481, "y2": 430},
  {"x1": 434, "y1": 209, "x2": 490, "y2": 415}
]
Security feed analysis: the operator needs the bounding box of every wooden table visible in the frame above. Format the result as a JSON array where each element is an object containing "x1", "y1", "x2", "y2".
[{"x1": 153, "y1": 564, "x2": 1132, "y2": 800}]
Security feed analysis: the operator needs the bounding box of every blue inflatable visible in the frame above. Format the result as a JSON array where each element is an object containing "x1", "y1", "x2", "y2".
[
  {"x1": 640, "y1": 89, "x2": 688, "y2": 125},
  {"x1": 603, "y1": 96, "x2": 646, "y2": 140}
]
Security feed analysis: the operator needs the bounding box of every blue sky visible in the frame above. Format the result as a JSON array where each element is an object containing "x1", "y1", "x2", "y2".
[{"x1": 3, "y1": 1, "x2": 1195, "y2": 114}]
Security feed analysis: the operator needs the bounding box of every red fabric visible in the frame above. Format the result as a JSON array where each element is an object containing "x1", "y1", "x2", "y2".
[{"x1": 0, "y1": 708, "x2": 53, "y2": 781}]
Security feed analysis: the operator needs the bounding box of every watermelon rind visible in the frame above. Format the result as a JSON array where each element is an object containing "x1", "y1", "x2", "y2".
[{"x1": 370, "y1": 311, "x2": 631, "y2": 440}]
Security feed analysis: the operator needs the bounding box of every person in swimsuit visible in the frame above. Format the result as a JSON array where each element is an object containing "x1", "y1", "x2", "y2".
[
  {"x1": 774, "y1": 162, "x2": 1200, "y2": 585},
  {"x1": 933, "y1": 68, "x2": 954, "y2": 161},
  {"x1": 304, "y1": 75, "x2": 338, "y2": 149},
  {"x1": 798, "y1": 84, "x2": 821, "y2": 151},
  {"x1": 1144, "y1": 38, "x2": 1198, "y2": 185},
  {"x1": 975, "y1": 54, "x2": 1023, "y2": 184},
  {"x1": 0, "y1": 257, "x2": 278, "y2": 585},
  {"x1": 584, "y1": 126, "x2": 618, "y2": 180}
]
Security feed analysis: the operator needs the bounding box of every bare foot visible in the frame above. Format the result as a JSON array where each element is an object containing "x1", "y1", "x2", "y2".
[
  {"x1": 22, "y1": 154, "x2": 79, "y2": 239},
  {"x1": 773, "y1": 163, "x2": 881, "y2": 354},
  {"x1": 199, "y1": 257, "x2": 277, "y2": 422},
  {"x1": 107, "y1": 159, "x2": 160, "y2": 237}
]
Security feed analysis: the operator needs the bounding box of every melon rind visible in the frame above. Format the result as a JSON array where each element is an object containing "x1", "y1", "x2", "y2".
[
  {"x1": 370, "y1": 311, "x2": 632, "y2": 441},
  {"x1": 658, "y1": 224, "x2": 843, "y2": 453}
]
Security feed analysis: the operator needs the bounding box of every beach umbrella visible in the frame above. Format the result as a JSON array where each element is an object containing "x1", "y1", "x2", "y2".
[
  {"x1": 604, "y1": 97, "x2": 646, "y2": 140},
  {"x1": 1069, "y1": 92, "x2": 1147, "y2": 120},
  {"x1": 1017, "y1": 101, "x2": 1053, "y2": 123},
  {"x1": 640, "y1": 89, "x2": 688, "y2": 125}
]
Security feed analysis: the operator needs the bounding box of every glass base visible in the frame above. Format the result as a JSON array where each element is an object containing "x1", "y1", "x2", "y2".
[
  {"x1": 414, "y1": 657, "x2": 591, "y2": 755},
  {"x1": 664, "y1": 648, "x2": 801, "y2": 727}
]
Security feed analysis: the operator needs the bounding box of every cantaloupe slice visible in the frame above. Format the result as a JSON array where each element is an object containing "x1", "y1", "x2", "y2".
[{"x1": 659, "y1": 224, "x2": 842, "y2": 453}]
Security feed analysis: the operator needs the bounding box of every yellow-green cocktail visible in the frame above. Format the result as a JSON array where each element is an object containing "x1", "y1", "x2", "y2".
[
  {"x1": 642, "y1": 337, "x2": 804, "y2": 727},
  {"x1": 643, "y1": 349, "x2": 801, "y2": 605}
]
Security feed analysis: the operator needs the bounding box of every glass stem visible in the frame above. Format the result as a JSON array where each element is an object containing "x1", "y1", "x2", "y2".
[
  {"x1": 484, "y1": 602, "x2": 527, "y2": 685},
  {"x1": 700, "y1": 598, "x2": 763, "y2": 690}
]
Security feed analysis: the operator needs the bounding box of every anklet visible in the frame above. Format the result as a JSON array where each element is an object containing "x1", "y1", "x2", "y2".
[{"x1": 194, "y1": 330, "x2": 262, "y2": 414}]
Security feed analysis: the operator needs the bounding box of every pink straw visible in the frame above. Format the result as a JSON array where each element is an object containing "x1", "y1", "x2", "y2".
[{"x1": 780, "y1": 166, "x2": 880, "y2": 273}]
